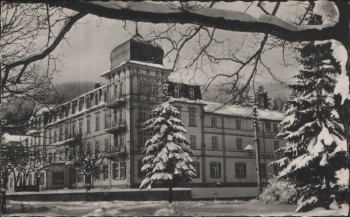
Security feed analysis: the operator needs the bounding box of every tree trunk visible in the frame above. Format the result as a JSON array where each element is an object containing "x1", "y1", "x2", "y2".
[
  {"x1": 36, "y1": 174, "x2": 40, "y2": 191},
  {"x1": 168, "y1": 182, "x2": 173, "y2": 204}
]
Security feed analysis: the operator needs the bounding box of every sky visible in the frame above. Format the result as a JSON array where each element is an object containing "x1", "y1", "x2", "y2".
[{"x1": 48, "y1": 2, "x2": 303, "y2": 99}]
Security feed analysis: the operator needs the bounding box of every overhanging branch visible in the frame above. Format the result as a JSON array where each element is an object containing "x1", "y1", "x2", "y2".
[
  {"x1": 30, "y1": 0, "x2": 349, "y2": 48},
  {"x1": 3, "y1": 11, "x2": 86, "y2": 70}
]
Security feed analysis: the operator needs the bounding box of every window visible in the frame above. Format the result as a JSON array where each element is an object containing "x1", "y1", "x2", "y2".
[
  {"x1": 236, "y1": 120, "x2": 241, "y2": 130},
  {"x1": 114, "y1": 83, "x2": 118, "y2": 98},
  {"x1": 72, "y1": 122, "x2": 76, "y2": 136},
  {"x1": 211, "y1": 136, "x2": 218, "y2": 149},
  {"x1": 78, "y1": 97, "x2": 84, "y2": 111},
  {"x1": 113, "y1": 135, "x2": 119, "y2": 150},
  {"x1": 189, "y1": 110, "x2": 196, "y2": 126},
  {"x1": 210, "y1": 162, "x2": 221, "y2": 178},
  {"x1": 104, "y1": 111, "x2": 111, "y2": 128},
  {"x1": 94, "y1": 167, "x2": 101, "y2": 181},
  {"x1": 140, "y1": 106, "x2": 147, "y2": 121},
  {"x1": 150, "y1": 83, "x2": 157, "y2": 95},
  {"x1": 120, "y1": 134, "x2": 125, "y2": 148},
  {"x1": 137, "y1": 160, "x2": 144, "y2": 178},
  {"x1": 140, "y1": 81, "x2": 147, "y2": 94},
  {"x1": 52, "y1": 172, "x2": 64, "y2": 185},
  {"x1": 260, "y1": 163, "x2": 267, "y2": 178},
  {"x1": 120, "y1": 82, "x2": 124, "y2": 96},
  {"x1": 65, "y1": 125, "x2": 69, "y2": 140},
  {"x1": 273, "y1": 123, "x2": 278, "y2": 133},
  {"x1": 193, "y1": 161, "x2": 200, "y2": 178},
  {"x1": 235, "y1": 162, "x2": 247, "y2": 178},
  {"x1": 103, "y1": 164, "x2": 109, "y2": 180},
  {"x1": 236, "y1": 138, "x2": 243, "y2": 150},
  {"x1": 95, "y1": 92, "x2": 99, "y2": 105},
  {"x1": 78, "y1": 119, "x2": 83, "y2": 135},
  {"x1": 139, "y1": 131, "x2": 147, "y2": 147},
  {"x1": 40, "y1": 173, "x2": 44, "y2": 185},
  {"x1": 59, "y1": 125, "x2": 63, "y2": 141},
  {"x1": 211, "y1": 117, "x2": 217, "y2": 127},
  {"x1": 9, "y1": 177, "x2": 13, "y2": 188},
  {"x1": 87, "y1": 116, "x2": 91, "y2": 133},
  {"x1": 95, "y1": 138, "x2": 100, "y2": 151},
  {"x1": 190, "y1": 135, "x2": 196, "y2": 149},
  {"x1": 265, "y1": 122, "x2": 271, "y2": 132},
  {"x1": 113, "y1": 163, "x2": 119, "y2": 180},
  {"x1": 274, "y1": 141, "x2": 280, "y2": 151},
  {"x1": 104, "y1": 137, "x2": 109, "y2": 152},
  {"x1": 174, "y1": 85, "x2": 180, "y2": 98},
  {"x1": 189, "y1": 88, "x2": 195, "y2": 100},
  {"x1": 77, "y1": 174, "x2": 84, "y2": 183},
  {"x1": 28, "y1": 174, "x2": 33, "y2": 186},
  {"x1": 120, "y1": 162, "x2": 126, "y2": 180},
  {"x1": 34, "y1": 174, "x2": 37, "y2": 186},
  {"x1": 95, "y1": 113, "x2": 100, "y2": 131}
]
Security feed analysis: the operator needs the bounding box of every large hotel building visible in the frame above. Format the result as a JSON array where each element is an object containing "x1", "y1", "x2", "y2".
[{"x1": 7, "y1": 34, "x2": 285, "y2": 192}]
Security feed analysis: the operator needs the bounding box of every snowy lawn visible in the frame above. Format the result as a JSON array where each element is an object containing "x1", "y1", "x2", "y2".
[{"x1": 5, "y1": 199, "x2": 348, "y2": 216}]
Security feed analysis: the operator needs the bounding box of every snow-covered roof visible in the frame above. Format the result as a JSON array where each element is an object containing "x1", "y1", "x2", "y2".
[
  {"x1": 204, "y1": 101, "x2": 285, "y2": 121},
  {"x1": 169, "y1": 97, "x2": 207, "y2": 105},
  {"x1": 45, "y1": 101, "x2": 106, "y2": 128},
  {"x1": 35, "y1": 106, "x2": 52, "y2": 115},
  {"x1": 26, "y1": 130, "x2": 40, "y2": 135},
  {"x1": 167, "y1": 76, "x2": 200, "y2": 86},
  {"x1": 169, "y1": 98, "x2": 284, "y2": 121},
  {"x1": 2, "y1": 133, "x2": 29, "y2": 143}
]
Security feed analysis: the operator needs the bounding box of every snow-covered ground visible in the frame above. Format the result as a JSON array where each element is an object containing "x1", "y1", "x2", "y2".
[{"x1": 5, "y1": 199, "x2": 348, "y2": 216}]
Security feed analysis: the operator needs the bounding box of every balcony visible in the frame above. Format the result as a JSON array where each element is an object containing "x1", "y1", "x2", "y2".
[
  {"x1": 105, "y1": 120, "x2": 126, "y2": 133},
  {"x1": 105, "y1": 146, "x2": 126, "y2": 158},
  {"x1": 26, "y1": 129, "x2": 40, "y2": 136},
  {"x1": 106, "y1": 95, "x2": 125, "y2": 108}
]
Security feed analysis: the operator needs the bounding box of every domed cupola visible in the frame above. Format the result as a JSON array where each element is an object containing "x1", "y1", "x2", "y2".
[{"x1": 109, "y1": 33, "x2": 164, "y2": 70}]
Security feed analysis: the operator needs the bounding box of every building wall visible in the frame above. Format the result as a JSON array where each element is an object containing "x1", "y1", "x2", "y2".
[{"x1": 21, "y1": 60, "x2": 285, "y2": 191}]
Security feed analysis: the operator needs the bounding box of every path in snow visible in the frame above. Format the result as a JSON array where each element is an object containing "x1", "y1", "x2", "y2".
[{"x1": 6, "y1": 200, "x2": 348, "y2": 216}]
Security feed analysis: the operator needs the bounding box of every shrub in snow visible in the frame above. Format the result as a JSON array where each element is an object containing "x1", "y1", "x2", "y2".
[
  {"x1": 139, "y1": 101, "x2": 196, "y2": 203},
  {"x1": 260, "y1": 178, "x2": 298, "y2": 205},
  {"x1": 271, "y1": 42, "x2": 348, "y2": 212}
]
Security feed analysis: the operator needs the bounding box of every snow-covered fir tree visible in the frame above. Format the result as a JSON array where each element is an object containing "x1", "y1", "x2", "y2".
[
  {"x1": 271, "y1": 42, "x2": 348, "y2": 212},
  {"x1": 139, "y1": 101, "x2": 196, "y2": 204}
]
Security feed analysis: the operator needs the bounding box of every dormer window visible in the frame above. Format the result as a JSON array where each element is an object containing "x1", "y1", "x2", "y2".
[
  {"x1": 140, "y1": 81, "x2": 147, "y2": 94},
  {"x1": 189, "y1": 88, "x2": 195, "y2": 100},
  {"x1": 174, "y1": 85, "x2": 180, "y2": 98}
]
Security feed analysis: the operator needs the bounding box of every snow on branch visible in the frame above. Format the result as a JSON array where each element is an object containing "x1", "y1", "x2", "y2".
[
  {"x1": 33, "y1": 0, "x2": 349, "y2": 46},
  {"x1": 331, "y1": 40, "x2": 350, "y2": 104}
]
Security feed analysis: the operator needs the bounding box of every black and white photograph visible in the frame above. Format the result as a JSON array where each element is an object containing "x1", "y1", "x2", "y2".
[{"x1": 0, "y1": 1, "x2": 349, "y2": 216}]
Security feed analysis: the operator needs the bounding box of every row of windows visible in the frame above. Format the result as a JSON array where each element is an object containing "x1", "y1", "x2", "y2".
[
  {"x1": 41, "y1": 88, "x2": 107, "y2": 125},
  {"x1": 47, "y1": 110, "x2": 124, "y2": 144},
  {"x1": 136, "y1": 161, "x2": 267, "y2": 180},
  {"x1": 9, "y1": 173, "x2": 45, "y2": 188},
  {"x1": 139, "y1": 81, "x2": 158, "y2": 95},
  {"x1": 94, "y1": 162, "x2": 127, "y2": 181},
  {"x1": 207, "y1": 136, "x2": 279, "y2": 151},
  {"x1": 209, "y1": 162, "x2": 268, "y2": 179},
  {"x1": 130, "y1": 68, "x2": 164, "y2": 78},
  {"x1": 210, "y1": 117, "x2": 279, "y2": 132},
  {"x1": 174, "y1": 85, "x2": 195, "y2": 100},
  {"x1": 138, "y1": 132, "x2": 280, "y2": 151}
]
